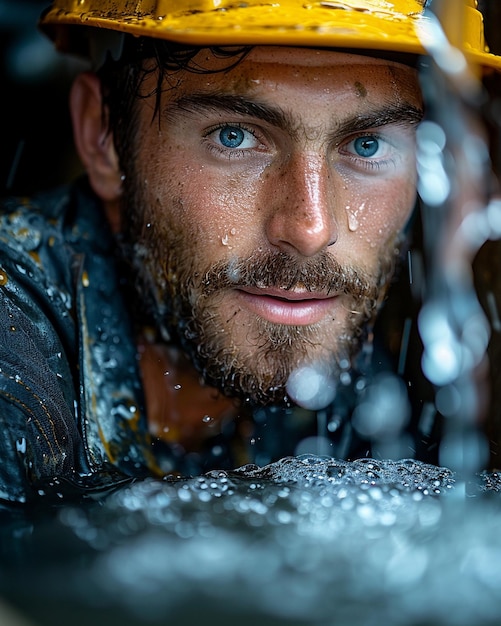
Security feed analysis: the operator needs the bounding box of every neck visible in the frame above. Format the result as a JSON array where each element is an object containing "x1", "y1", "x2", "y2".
[{"x1": 137, "y1": 332, "x2": 241, "y2": 451}]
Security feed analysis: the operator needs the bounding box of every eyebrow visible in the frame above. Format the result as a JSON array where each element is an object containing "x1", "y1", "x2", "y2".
[
  {"x1": 165, "y1": 91, "x2": 423, "y2": 139},
  {"x1": 165, "y1": 92, "x2": 294, "y2": 130},
  {"x1": 335, "y1": 103, "x2": 423, "y2": 139}
]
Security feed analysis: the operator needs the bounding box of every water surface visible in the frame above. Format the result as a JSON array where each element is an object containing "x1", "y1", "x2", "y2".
[{"x1": 2, "y1": 456, "x2": 501, "y2": 626}]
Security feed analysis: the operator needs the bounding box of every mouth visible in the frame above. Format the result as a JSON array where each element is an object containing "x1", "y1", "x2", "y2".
[{"x1": 235, "y1": 286, "x2": 340, "y2": 326}]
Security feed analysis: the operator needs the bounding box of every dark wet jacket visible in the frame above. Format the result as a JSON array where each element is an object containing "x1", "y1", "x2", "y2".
[{"x1": 0, "y1": 178, "x2": 170, "y2": 504}]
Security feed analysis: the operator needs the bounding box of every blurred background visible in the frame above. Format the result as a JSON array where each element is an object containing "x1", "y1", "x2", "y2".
[{"x1": 0, "y1": 0, "x2": 84, "y2": 196}]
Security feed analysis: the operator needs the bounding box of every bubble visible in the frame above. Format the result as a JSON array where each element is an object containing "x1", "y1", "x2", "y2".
[
  {"x1": 486, "y1": 198, "x2": 501, "y2": 238},
  {"x1": 352, "y1": 373, "x2": 410, "y2": 440},
  {"x1": 421, "y1": 341, "x2": 461, "y2": 386},
  {"x1": 286, "y1": 362, "x2": 337, "y2": 410},
  {"x1": 418, "y1": 303, "x2": 461, "y2": 386},
  {"x1": 439, "y1": 429, "x2": 489, "y2": 475},
  {"x1": 435, "y1": 384, "x2": 462, "y2": 418},
  {"x1": 295, "y1": 436, "x2": 333, "y2": 458},
  {"x1": 416, "y1": 120, "x2": 450, "y2": 206}
]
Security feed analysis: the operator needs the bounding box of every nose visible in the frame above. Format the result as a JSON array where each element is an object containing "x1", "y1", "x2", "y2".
[{"x1": 265, "y1": 152, "x2": 338, "y2": 257}]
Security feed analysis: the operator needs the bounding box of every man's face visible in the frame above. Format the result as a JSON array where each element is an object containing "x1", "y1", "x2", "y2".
[{"x1": 121, "y1": 46, "x2": 422, "y2": 405}]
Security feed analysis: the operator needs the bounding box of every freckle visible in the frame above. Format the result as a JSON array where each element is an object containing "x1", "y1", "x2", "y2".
[{"x1": 354, "y1": 81, "x2": 367, "y2": 98}]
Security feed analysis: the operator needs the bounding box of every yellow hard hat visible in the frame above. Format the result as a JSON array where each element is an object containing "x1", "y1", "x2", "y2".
[{"x1": 39, "y1": 0, "x2": 501, "y2": 71}]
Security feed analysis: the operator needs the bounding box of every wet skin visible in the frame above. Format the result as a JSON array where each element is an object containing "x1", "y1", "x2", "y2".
[{"x1": 74, "y1": 47, "x2": 423, "y2": 446}]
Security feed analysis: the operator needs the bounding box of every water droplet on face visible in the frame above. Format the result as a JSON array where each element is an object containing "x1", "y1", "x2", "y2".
[
  {"x1": 202, "y1": 415, "x2": 213, "y2": 424},
  {"x1": 348, "y1": 213, "x2": 358, "y2": 231},
  {"x1": 347, "y1": 201, "x2": 366, "y2": 232},
  {"x1": 221, "y1": 234, "x2": 229, "y2": 246},
  {"x1": 226, "y1": 258, "x2": 241, "y2": 283}
]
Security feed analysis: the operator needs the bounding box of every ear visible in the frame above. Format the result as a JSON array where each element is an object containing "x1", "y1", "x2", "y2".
[{"x1": 70, "y1": 72, "x2": 122, "y2": 227}]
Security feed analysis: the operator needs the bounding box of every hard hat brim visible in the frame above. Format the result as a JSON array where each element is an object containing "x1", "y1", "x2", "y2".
[{"x1": 39, "y1": 2, "x2": 501, "y2": 72}]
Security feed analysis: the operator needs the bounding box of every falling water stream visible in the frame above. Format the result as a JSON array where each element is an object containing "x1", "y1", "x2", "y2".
[
  {"x1": 416, "y1": 1, "x2": 494, "y2": 488},
  {"x1": 3, "y1": 3, "x2": 501, "y2": 626}
]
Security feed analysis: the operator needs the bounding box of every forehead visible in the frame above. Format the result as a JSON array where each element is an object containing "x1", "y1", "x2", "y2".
[{"x1": 168, "y1": 46, "x2": 422, "y2": 105}]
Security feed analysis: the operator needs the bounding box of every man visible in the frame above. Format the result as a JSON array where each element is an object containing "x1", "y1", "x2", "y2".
[{"x1": 0, "y1": 0, "x2": 499, "y2": 504}]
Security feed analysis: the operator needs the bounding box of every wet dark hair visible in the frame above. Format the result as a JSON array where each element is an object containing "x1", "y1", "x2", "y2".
[{"x1": 96, "y1": 37, "x2": 251, "y2": 168}]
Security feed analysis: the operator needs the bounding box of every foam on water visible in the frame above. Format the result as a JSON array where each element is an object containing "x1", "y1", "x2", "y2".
[{"x1": 2, "y1": 456, "x2": 501, "y2": 626}]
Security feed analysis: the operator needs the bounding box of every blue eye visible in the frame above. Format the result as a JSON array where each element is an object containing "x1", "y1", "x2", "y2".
[
  {"x1": 353, "y1": 136, "x2": 379, "y2": 158},
  {"x1": 219, "y1": 126, "x2": 245, "y2": 148}
]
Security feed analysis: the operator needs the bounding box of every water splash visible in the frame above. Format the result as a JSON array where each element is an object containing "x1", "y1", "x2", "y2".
[{"x1": 416, "y1": 1, "x2": 495, "y2": 484}]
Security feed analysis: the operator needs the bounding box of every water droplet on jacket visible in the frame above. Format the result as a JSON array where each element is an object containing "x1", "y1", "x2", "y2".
[{"x1": 15, "y1": 438, "x2": 26, "y2": 453}]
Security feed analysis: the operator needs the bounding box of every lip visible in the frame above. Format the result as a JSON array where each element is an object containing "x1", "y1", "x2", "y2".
[{"x1": 235, "y1": 286, "x2": 339, "y2": 326}]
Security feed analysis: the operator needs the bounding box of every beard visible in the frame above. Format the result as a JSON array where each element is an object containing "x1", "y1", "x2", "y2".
[{"x1": 119, "y1": 177, "x2": 401, "y2": 407}]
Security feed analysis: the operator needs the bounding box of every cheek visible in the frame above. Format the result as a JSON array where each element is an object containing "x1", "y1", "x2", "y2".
[
  {"x1": 170, "y1": 161, "x2": 266, "y2": 245},
  {"x1": 348, "y1": 173, "x2": 416, "y2": 248},
  {"x1": 141, "y1": 155, "x2": 266, "y2": 261}
]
